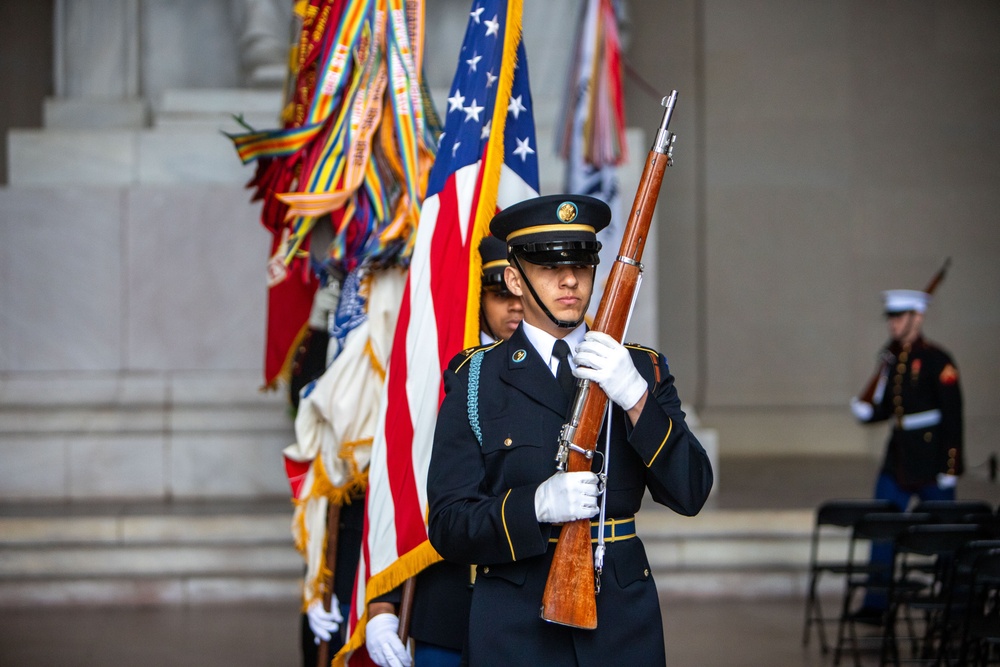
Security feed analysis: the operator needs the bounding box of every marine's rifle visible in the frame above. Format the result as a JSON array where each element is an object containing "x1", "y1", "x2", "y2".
[
  {"x1": 540, "y1": 92, "x2": 679, "y2": 630},
  {"x1": 856, "y1": 257, "x2": 951, "y2": 403}
]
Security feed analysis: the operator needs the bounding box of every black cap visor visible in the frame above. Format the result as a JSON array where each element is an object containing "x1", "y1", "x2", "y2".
[
  {"x1": 513, "y1": 240, "x2": 602, "y2": 267},
  {"x1": 481, "y1": 271, "x2": 509, "y2": 292}
]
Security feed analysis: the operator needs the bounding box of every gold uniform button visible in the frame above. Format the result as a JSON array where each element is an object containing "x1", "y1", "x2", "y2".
[
  {"x1": 893, "y1": 397, "x2": 903, "y2": 406},
  {"x1": 643, "y1": 568, "x2": 650, "y2": 578},
  {"x1": 482, "y1": 566, "x2": 490, "y2": 574},
  {"x1": 897, "y1": 363, "x2": 906, "y2": 373},
  {"x1": 948, "y1": 448, "x2": 957, "y2": 456},
  {"x1": 504, "y1": 438, "x2": 512, "y2": 447},
  {"x1": 924, "y1": 432, "x2": 933, "y2": 442}
]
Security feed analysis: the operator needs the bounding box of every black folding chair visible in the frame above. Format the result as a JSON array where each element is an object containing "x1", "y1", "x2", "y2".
[
  {"x1": 912, "y1": 499, "x2": 995, "y2": 524},
  {"x1": 939, "y1": 540, "x2": 1000, "y2": 665},
  {"x1": 958, "y1": 548, "x2": 1000, "y2": 666},
  {"x1": 882, "y1": 523, "x2": 989, "y2": 666},
  {"x1": 803, "y1": 499, "x2": 898, "y2": 653},
  {"x1": 834, "y1": 512, "x2": 934, "y2": 667}
]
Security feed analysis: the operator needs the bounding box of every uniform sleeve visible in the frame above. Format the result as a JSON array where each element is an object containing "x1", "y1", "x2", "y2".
[
  {"x1": 625, "y1": 349, "x2": 713, "y2": 516},
  {"x1": 934, "y1": 352, "x2": 964, "y2": 476},
  {"x1": 427, "y1": 358, "x2": 553, "y2": 565}
]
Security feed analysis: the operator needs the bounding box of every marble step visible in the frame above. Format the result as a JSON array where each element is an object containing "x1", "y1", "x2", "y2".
[
  {"x1": 0, "y1": 503, "x2": 843, "y2": 605},
  {"x1": 0, "y1": 502, "x2": 301, "y2": 606}
]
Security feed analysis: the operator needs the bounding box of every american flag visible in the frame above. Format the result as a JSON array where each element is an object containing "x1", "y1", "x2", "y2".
[{"x1": 334, "y1": 0, "x2": 539, "y2": 663}]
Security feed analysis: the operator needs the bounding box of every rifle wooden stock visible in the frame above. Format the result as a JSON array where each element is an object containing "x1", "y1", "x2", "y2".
[{"x1": 541, "y1": 92, "x2": 678, "y2": 629}]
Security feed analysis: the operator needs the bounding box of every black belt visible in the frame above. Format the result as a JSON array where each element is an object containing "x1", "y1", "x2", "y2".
[{"x1": 549, "y1": 516, "x2": 636, "y2": 544}]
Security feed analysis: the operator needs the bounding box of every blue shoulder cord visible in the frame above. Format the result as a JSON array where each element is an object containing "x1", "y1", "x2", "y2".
[{"x1": 466, "y1": 351, "x2": 484, "y2": 446}]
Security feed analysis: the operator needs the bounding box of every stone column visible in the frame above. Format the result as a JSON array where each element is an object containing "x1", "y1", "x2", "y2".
[{"x1": 50, "y1": 0, "x2": 145, "y2": 128}]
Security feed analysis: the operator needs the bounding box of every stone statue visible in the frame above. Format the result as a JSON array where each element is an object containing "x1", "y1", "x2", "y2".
[{"x1": 233, "y1": 0, "x2": 293, "y2": 88}]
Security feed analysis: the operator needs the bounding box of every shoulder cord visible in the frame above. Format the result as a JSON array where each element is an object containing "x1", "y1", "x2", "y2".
[{"x1": 467, "y1": 350, "x2": 484, "y2": 446}]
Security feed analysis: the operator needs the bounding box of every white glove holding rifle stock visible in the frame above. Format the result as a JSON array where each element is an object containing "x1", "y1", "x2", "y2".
[{"x1": 534, "y1": 471, "x2": 600, "y2": 523}]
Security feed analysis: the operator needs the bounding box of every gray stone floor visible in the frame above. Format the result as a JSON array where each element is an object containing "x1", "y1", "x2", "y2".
[{"x1": 0, "y1": 595, "x2": 882, "y2": 666}]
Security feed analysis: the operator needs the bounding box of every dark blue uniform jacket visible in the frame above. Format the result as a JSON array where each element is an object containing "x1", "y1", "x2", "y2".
[{"x1": 427, "y1": 324, "x2": 713, "y2": 667}]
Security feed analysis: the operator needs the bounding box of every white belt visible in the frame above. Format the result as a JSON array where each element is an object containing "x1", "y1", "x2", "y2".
[{"x1": 898, "y1": 409, "x2": 942, "y2": 430}]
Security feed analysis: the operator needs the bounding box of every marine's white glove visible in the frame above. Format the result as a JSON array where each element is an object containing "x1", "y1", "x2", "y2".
[
  {"x1": 572, "y1": 331, "x2": 647, "y2": 410},
  {"x1": 936, "y1": 473, "x2": 958, "y2": 490},
  {"x1": 534, "y1": 471, "x2": 600, "y2": 523},
  {"x1": 365, "y1": 613, "x2": 412, "y2": 667},
  {"x1": 307, "y1": 597, "x2": 342, "y2": 644},
  {"x1": 850, "y1": 398, "x2": 874, "y2": 421}
]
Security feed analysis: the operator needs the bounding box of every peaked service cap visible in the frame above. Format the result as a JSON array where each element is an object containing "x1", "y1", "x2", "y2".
[{"x1": 489, "y1": 194, "x2": 611, "y2": 266}]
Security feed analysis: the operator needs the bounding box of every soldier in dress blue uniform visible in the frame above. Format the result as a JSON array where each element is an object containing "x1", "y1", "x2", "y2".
[
  {"x1": 848, "y1": 287, "x2": 964, "y2": 622},
  {"x1": 364, "y1": 237, "x2": 523, "y2": 667},
  {"x1": 477, "y1": 234, "x2": 524, "y2": 344},
  {"x1": 426, "y1": 194, "x2": 714, "y2": 667}
]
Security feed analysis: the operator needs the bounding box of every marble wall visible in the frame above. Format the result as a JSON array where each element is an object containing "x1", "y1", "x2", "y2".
[
  {"x1": 2, "y1": 0, "x2": 999, "y2": 500},
  {"x1": 627, "y1": 0, "x2": 1000, "y2": 464}
]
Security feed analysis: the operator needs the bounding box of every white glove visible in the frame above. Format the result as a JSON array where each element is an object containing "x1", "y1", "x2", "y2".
[
  {"x1": 572, "y1": 331, "x2": 647, "y2": 410},
  {"x1": 936, "y1": 473, "x2": 958, "y2": 490},
  {"x1": 850, "y1": 398, "x2": 874, "y2": 421},
  {"x1": 307, "y1": 597, "x2": 342, "y2": 644},
  {"x1": 534, "y1": 471, "x2": 600, "y2": 523},
  {"x1": 365, "y1": 613, "x2": 412, "y2": 667}
]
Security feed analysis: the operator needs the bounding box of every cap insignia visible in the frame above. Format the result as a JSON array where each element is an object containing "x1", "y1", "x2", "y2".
[{"x1": 557, "y1": 202, "x2": 578, "y2": 223}]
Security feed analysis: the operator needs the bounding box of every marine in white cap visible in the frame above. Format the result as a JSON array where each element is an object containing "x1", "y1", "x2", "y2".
[{"x1": 847, "y1": 277, "x2": 963, "y2": 623}]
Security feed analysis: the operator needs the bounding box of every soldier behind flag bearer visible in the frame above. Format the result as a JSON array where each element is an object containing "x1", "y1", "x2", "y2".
[
  {"x1": 477, "y1": 234, "x2": 524, "y2": 344},
  {"x1": 364, "y1": 236, "x2": 523, "y2": 667},
  {"x1": 426, "y1": 194, "x2": 713, "y2": 667},
  {"x1": 847, "y1": 285, "x2": 964, "y2": 624}
]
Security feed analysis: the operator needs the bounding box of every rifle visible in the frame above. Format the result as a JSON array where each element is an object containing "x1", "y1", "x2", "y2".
[
  {"x1": 540, "y1": 92, "x2": 679, "y2": 630},
  {"x1": 316, "y1": 501, "x2": 341, "y2": 667},
  {"x1": 855, "y1": 257, "x2": 951, "y2": 402}
]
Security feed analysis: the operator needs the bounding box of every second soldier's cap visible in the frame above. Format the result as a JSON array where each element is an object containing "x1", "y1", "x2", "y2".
[
  {"x1": 479, "y1": 235, "x2": 511, "y2": 294},
  {"x1": 882, "y1": 289, "x2": 930, "y2": 315},
  {"x1": 489, "y1": 194, "x2": 611, "y2": 266}
]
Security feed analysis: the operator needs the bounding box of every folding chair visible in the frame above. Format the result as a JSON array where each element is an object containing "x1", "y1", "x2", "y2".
[
  {"x1": 939, "y1": 540, "x2": 1000, "y2": 665},
  {"x1": 803, "y1": 499, "x2": 898, "y2": 653},
  {"x1": 834, "y1": 512, "x2": 934, "y2": 667},
  {"x1": 881, "y1": 523, "x2": 989, "y2": 666},
  {"x1": 958, "y1": 548, "x2": 1000, "y2": 666},
  {"x1": 912, "y1": 499, "x2": 995, "y2": 524}
]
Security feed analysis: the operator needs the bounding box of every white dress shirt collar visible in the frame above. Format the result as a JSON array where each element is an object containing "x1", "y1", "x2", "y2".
[{"x1": 520, "y1": 320, "x2": 587, "y2": 376}]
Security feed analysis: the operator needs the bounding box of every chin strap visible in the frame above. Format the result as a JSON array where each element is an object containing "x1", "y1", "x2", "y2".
[{"x1": 510, "y1": 254, "x2": 591, "y2": 330}]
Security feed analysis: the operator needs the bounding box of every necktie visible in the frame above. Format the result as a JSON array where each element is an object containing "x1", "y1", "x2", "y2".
[{"x1": 552, "y1": 339, "x2": 576, "y2": 400}]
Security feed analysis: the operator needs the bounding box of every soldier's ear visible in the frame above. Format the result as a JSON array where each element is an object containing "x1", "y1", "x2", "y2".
[{"x1": 504, "y1": 266, "x2": 523, "y2": 297}]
